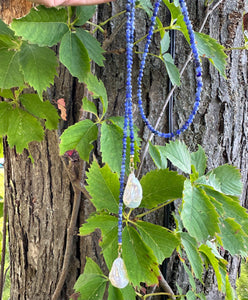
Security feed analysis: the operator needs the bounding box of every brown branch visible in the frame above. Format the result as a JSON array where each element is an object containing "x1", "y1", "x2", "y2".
[
  {"x1": 0, "y1": 190, "x2": 8, "y2": 300},
  {"x1": 52, "y1": 159, "x2": 85, "y2": 300},
  {"x1": 158, "y1": 270, "x2": 176, "y2": 300}
]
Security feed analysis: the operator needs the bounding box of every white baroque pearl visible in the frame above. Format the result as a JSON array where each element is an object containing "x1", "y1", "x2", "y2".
[
  {"x1": 109, "y1": 257, "x2": 129, "y2": 289},
  {"x1": 123, "y1": 172, "x2": 142, "y2": 208}
]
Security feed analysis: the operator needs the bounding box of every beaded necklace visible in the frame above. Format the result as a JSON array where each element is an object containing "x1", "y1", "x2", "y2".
[{"x1": 109, "y1": 0, "x2": 202, "y2": 288}]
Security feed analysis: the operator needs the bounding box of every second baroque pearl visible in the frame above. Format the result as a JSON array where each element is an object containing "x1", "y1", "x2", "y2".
[
  {"x1": 109, "y1": 257, "x2": 129, "y2": 289},
  {"x1": 123, "y1": 172, "x2": 142, "y2": 208}
]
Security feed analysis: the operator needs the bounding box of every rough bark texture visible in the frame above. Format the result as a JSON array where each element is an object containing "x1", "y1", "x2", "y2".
[{"x1": 1, "y1": 0, "x2": 247, "y2": 299}]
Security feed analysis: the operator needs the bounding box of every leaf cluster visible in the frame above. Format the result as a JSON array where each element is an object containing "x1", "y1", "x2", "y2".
[{"x1": 73, "y1": 141, "x2": 247, "y2": 299}]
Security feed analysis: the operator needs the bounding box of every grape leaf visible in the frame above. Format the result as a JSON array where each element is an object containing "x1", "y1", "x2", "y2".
[
  {"x1": 82, "y1": 97, "x2": 98, "y2": 117},
  {"x1": 59, "y1": 119, "x2": 98, "y2": 161},
  {"x1": 0, "y1": 48, "x2": 24, "y2": 89},
  {"x1": 181, "y1": 180, "x2": 219, "y2": 242},
  {"x1": 0, "y1": 102, "x2": 12, "y2": 135},
  {"x1": 101, "y1": 226, "x2": 118, "y2": 269},
  {"x1": 11, "y1": 6, "x2": 68, "y2": 47},
  {"x1": 75, "y1": 5, "x2": 96, "y2": 26},
  {"x1": 148, "y1": 142, "x2": 167, "y2": 169},
  {"x1": 162, "y1": 53, "x2": 181, "y2": 86},
  {"x1": 85, "y1": 73, "x2": 108, "y2": 117},
  {"x1": 139, "y1": 0, "x2": 153, "y2": 16},
  {"x1": 76, "y1": 28, "x2": 105, "y2": 67},
  {"x1": 60, "y1": 31, "x2": 90, "y2": 82},
  {"x1": 136, "y1": 221, "x2": 179, "y2": 264},
  {"x1": 195, "y1": 32, "x2": 227, "y2": 78},
  {"x1": 191, "y1": 145, "x2": 206, "y2": 176},
  {"x1": 208, "y1": 164, "x2": 243, "y2": 196},
  {"x1": 122, "y1": 226, "x2": 159, "y2": 287},
  {"x1": 140, "y1": 168, "x2": 185, "y2": 209},
  {"x1": 20, "y1": 94, "x2": 59, "y2": 130},
  {"x1": 186, "y1": 290, "x2": 196, "y2": 300},
  {"x1": 8, "y1": 107, "x2": 44, "y2": 153},
  {"x1": 164, "y1": 140, "x2": 191, "y2": 173},
  {"x1": 0, "y1": 34, "x2": 19, "y2": 49},
  {"x1": 180, "y1": 232, "x2": 203, "y2": 281},
  {"x1": 19, "y1": 43, "x2": 58, "y2": 98},
  {"x1": 195, "y1": 173, "x2": 222, "y2": 193},
  {"x1": 85, "y1": 161, "x2": 119, "y2": 213},
  {"x1": 73, "y1": 257, "x2": 107, "y2": 300}
]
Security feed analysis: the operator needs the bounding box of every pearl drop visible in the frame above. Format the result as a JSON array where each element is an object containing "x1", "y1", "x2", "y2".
[
  {"x1": 123, "y1": 172, "x2": 142, "y2": 208},
  {"x1": 109, "y1": 257, "x2": 129, "y2": 289}
]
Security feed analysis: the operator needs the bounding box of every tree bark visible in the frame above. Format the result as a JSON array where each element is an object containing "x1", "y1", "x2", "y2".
[{"x1": 1, "y1": 0, "x2": 247, "y2": 299}]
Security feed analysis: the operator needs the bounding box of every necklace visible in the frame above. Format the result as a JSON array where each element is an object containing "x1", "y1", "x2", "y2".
[{"x1": 109, "y1": 0, "x2": 202, "y2": 289}]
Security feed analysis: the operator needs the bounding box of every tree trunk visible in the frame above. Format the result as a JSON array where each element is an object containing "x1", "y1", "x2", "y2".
[{"x1": 1, "y1": 0, "x2": 247, "y2": 299}]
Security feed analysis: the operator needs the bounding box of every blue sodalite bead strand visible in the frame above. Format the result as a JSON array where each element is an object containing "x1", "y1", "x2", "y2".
[
  {"x1": 117, "y1": 0, "x2": 136, "y2": 245},
  {"x1": 137, "y1": 0, "x2": 203, "y2": 138},
  {"x1": 126, "y1": 0, "x2": 136, "y2": 156}
]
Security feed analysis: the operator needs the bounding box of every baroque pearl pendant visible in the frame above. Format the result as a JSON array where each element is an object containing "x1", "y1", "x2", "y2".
[
  {"x1": 109, "y1": 257, "x2": 129, "y2": 289},
  {"x1": 123, "y1": 172, "x2": 142, "y2": 208}
]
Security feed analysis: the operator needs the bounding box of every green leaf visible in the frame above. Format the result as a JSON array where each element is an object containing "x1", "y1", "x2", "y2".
[
  {"x1": 199, "y1": 244, "x2": 224, "y2": 291},
  {"x1": 149, "y1": 142, "x2": 167, "y2": 169},
  {"x1": 60, "y1": 31, "x2": 90, "y2": 82},
  {"x1": 136, "y1": 221, "x2": 179, "y2": 264},
  {"x1": 85, "y1": 73, "x2": 108, "y2": 117},
  {"x1": 219, "y1": 218, "x2": 247, "y2": 256},
  {"x1": 181, "y1": 180, "x2": 219, "y2": 242},
  {"x1": 163, "y1": 53, "x2": 181, "y2": 86},
  {"x1": 82, "y1": 97, "x2": 98, "y2": 117},
  {"x1": 74, "y1": 257, "x2": 107, "y2": 300},
  {"x1": 164, "y1": 140, "x2": 191, "y2": 173},
  {"x1": 119, "y1": 285, "x2": 136, "y2": 300},
  {"x1": 100, "y1": 122, "x2": 140, "y2": 174},
  {"x1": 0, "y1": 89, "x2": 14, "y2": 99},
  {"x1": 139, "y1": 0, "x2": 153, "y2": 16},
  {"x1": 190, "y1": 145, "x2": 206, "y2": 176},
  {"x1": 76, "y1": 28, "x2": 105, "y2": 67},
  {"x1": 208, "y1": 164, "x2": 243, "y2": 196},
  {"x1": 85, "y1": 161, "x2": 119, "y2": 213},
  {"x1": 11, "y1": 6, "x2": 68, "y2": 47},
  {"x1": 8, "y1": 107, "x2": 44, "y2": 153},
  {"x1": 79, "y1": 212, "x2": 118, "y2": 237},
  {"x1": 108, "y1": 285, "x2": 124, "y2": 300},
  {"x1": 180, "y1": 232, "x2": 203, "y2": 281},
  {"x1": 195, "y1": 173, "x2": 222, "y2": 192},
  {"x1": 20, "y1": 94, "x2": 59, "y2": 130},
  {"x1": 79, "y1": 212, "x2": 118, "y2": 269},
  {"x1": 162, "y1": 0, "x2": 188, "y2": 38},
  {"x1": 0, "y1": 34, "x2": 19, "y2": 49},
  {"x1": 186, "y1": 290, "x2": 196, "y2": 300},
  {"x1": 195, "y1": 32, "x2": 227, "y2": 78},
  {"x1": 160, "y1": 31, "x2": 170, "y2": 55},
  {"x1": 225, "y1": 274, "x2": 238, "y2": 300},
  {"x1": 140, "y1": 168, "x2": 185, "y2": 209},
  {"x1": 60, "y1": 119, "x2": 98, "y2": 161},
  {"x1": 204, "y1": 188, "x2": 248, "y2": 232},
  {"x1": 19, "y1": 43, "x2": 58, "y2": 97},
  {"x1": 0, "y1": 102, "x2": 13, "y2": 135},
  {"x1": 0, "y1": 49, "x2": 24, "y2": 89},
  {"x1": 0, "y1": 19, "x2": 15, "y2": 37},
  {"x1": 75, "y1": 5, "x2": 96, "y2": 26},
  {"x1": 122, "y1": 226, "x2": 159, "y2": 287}
]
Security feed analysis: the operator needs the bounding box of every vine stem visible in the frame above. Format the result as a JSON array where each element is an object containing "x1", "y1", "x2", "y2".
[
  {"x1": 135, "y1": 199, "x2": 175, "y2": 219},
  {"x1": 136, "y1": 0, "x2": 224, "y2": 178},
  {"x1": 52, "y1": 159, "x2": 84, "y2": 300}
]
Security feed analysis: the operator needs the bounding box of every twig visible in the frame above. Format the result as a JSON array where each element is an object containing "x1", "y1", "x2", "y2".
[
  {"x1": 146, "y1": 285, "x2": 157, "y2": 300},
  {"x1": 52, "y1": 159, "x2": 84, "y2": 300},
  {"x1": 136, "y1": 0, "x2": 224, "y2": 178},
  {"x1": 0, "y1": 192, "x2": 7, "y2": 300},
  {"x1": 102, "y1": 18, "x2": 126, "y2": 50},
  {"x1": 159, "y1": 270, "x2": 176, "y2": 300}
]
